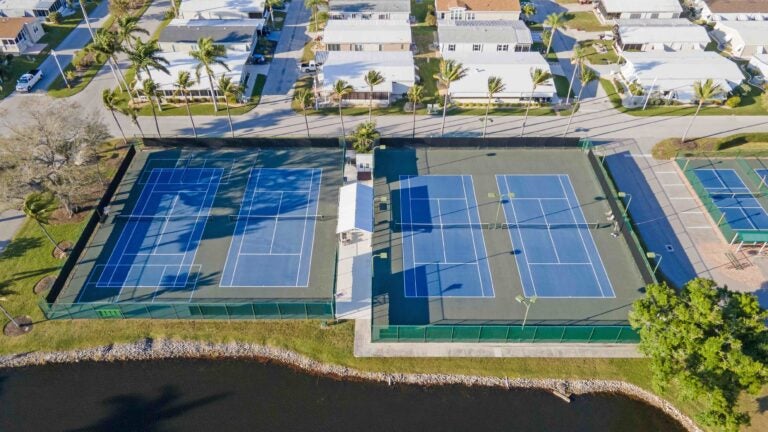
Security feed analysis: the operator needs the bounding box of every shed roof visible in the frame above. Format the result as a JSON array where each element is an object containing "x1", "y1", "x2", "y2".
[
  {"x1": 618, "y1": 21, "x2": 711, "y2": 44},
  {"x1": 160, "y1": 19, "x2": 263, "y2": 44},
  {"x1": 323, "y1": 20, "x2": 412, "y2": 44},
  {"x1": 435, "y1": 0, "x2": 521, "y2": 12},
  {"x1": 716, "y1": 20, "x2": 768, "y2": 46},
  {"x1": 329, "y1": 0, "x2": 411, "y2": 13},
  {"x1": 337, "y1": 183, "x2": 373, "y2": 234},
  {"x1": 438, "y1": 20, "x2": 532, "y2": 44},
  {"x1": 319, "y1": 51, "x2": 416, "y2": 93},
  {"x1": 600, "y1": 0, "x2": 683, "y2": 13},
  {"x1": 444, "y1": 52, "x2": 556, "y2": 97}
]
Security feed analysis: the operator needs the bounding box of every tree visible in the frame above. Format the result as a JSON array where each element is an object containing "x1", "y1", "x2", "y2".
[
  {"x1": 109, "y1": 0, "x2": 132, "y2": 18},
  {"x1": 122, "y1": 105, "x2": 145, "y2": 138},
  {"x1": 483, "y1": 76, "x2": 505, "y2": 138},
  {"x1": 102, "y1": 89, "x2": 128, "y2": 145},
  {"x1": 191, "y1": 37, "x2": 229, "y2": 112},
  {"x1": 264, "y1": 0, "x2": 282, "y2": 26},
  {"x1": 88, "y1": 30, "x2": 128, "y2": 92},
  {"x1": 217, "y1": 76, "x2": 244, "y2": 139},
  {"x1": 351, "y1": 121, "x2": 379, "y2": 153},
  {"x1": 0, "y1": 54, "x2": 14, "y2": 92},
  {"x1": 142, "y1": 78, "x2": 162, "y2": 137},
  {"x1": 630, "y1": 279, "x2": 768, "y2": 431},
  {"x1": 434, "y1": 59, "x2": 467, "y2": 136},
  {"x1": 305, "y1": 0, "x2": 328, "y2": 32},
  {"x1": 522, "y1": 3, "x2": 536, "y2": 19},
  {"x1": 47, "y1": 11, "x2": 61, "y2": 24},
  {"x1": 127, "y1": 39, "x2": 169, "y2": 83},
  {"x1": 406, "y1": 85, "x2": 424, "y2": 139},
  {"x1": 565, "y1": 45, "x2": 585, "y2": 106},
  {"x1": 173, "y1": 71, "x2": 198, "y2": 138},
  {"x1": 23, "y1": 193, "x2": 66, "y2": 255},
  {"x1": 520, "y1": 68, "x2": 551, "y2": 137},
  {"x1": 116, "y1": 15, "x2": 149, "y2": 50},
  {"x1": 331, "y1": 79, "x2": 353, "y2": 140},
  {"x1": 363, "y1": 70, "x2": 385, "y2": 122},
  {"x1": 294, "y1": 88, "x2": 314, "y2": 138},
  {"x1": 681, "y1": 79, "x2": 724, "y2": 143},
  {"x1": 424, "y1": 5, "x2": 437, "y2": 26},
  {"x1": 544, "y1": 12, "x2": 565, "y2": 55},
  {"x1": 562, "y1": 66, "x2": 596, "y2": 137}
]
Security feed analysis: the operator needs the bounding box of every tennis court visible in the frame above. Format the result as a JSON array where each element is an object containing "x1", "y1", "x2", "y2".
[
  {"x1": 497, "y1": 174, "x2": 614, "y2": 298},
  {"x1": 221, "y1": 168, "x2": 321, "y2": 287},
  {"x1": 399, "y1": 175, "x2": 494, "y2": 298},
  {"x1": 694, "y1": 168, "x2": 768, "y2": 231}
]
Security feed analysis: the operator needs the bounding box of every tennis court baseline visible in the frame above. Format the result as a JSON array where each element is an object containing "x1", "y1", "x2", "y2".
[
  {"x1": 497, "y1": 174, "x2": 614, "y2": 298},
  {"x1": 220, "y1": 168, "x2": 321, "y2": 287},
  {"x1": 399, "y1": 175, "x2": 494, "y2": 298},
  {"x1": 694, "y1": 168, "x2": 768, "y2": 231},
  {"x1": 90, "y1": 167, "x2": 222, "y2": 295}
]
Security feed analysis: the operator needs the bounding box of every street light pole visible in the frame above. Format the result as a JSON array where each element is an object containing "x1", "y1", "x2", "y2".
[
  {"x1": 489, "y1": 192, "x2": 515, "y2": 227},
  {"x1": 646, "y1": 252, "x2": 663, "y2": 275},
  {"x1": 51, "y1": 49, "x2": 70, "y2": 88},
  {"x1": 617, "y1": 192, "x2": 632, "y2": 219},
  {"x1": 78, "y1": 0, "x2": 95, "y2": 39},
  {"x1": 515, "y1": 295, "x2": 537, "y2": 329},
  {"x1": 0, "y1": 303, "x2": 20, "y2": 329}
]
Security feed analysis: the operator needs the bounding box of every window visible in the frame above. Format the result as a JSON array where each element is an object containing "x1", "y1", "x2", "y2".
[
  {"x1": 353, "y1": 44, "x2": 364, "y2": 51},
  {"x1": 440, "y1": 12, "x2": 445, "y2": 19},
  {"x1": 327, "y1": 43, "x2": 340, "y2": 51},
  {"x1": 650, "y1": 13, "x2": 659, "y2": 19},
  {"x1": 378, "y1": 13, "x2": 389, "y2": 20},
  {"x1": 466, "y1": 13, "x2": 475, "y2": 20},
  {"x1": 497, "y1": 44, "x2": 509, "y2": 52},
  {"x1": 515, "y1": 45, "x2": 529, "y2": 52},
  {"x1": 629, "y1": 13, "x2": 641, "y2": 19},
  {"x1": 472, "y1": 44, "x2": 482, "y2": 52},
  {"x1": 447, "y1": 44, "x2": 456, "y2": 51}
]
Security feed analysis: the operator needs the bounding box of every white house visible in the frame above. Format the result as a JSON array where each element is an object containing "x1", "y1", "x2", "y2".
[
  {"x1": 712, "y1": 20, "x2": 768, "y2": 57},
  {"x1": 620, "y1": 51, "x2": 744, "y2": 103},
  {"x1": 0, "y1": 16, "x2": 44, "y2": 54},
  {"x1": 134, "y1": 50, "x2": 250, "y2": 100},
  {"x1": 0, "y1": 0, "x2": 64, "y2": 18},
  {"x1": 317, "y1": 51, "x2": 416, "y2": 106},
  {"x1": 748, "y1": 53, "x2": 768, "y2": 77},
  {"x1": 158, "y1": 19, "x2": 263, "y2": 53},
  {"x1": 435, "y1": 0, "x2": 521, "y2": 22},
  {"x1": 596, "y1": 0, "x2": 683, "y2": 23},
  {"x1": 695, "y1": 0, "x2": 768, "y2": 22},
  {"x1": 443, "y1": 52, "x2": 556, "y2": 103},
  {"x1": 328, "y1": 0, "x2": 411, "y2": 22},
  {"x1": 438, "y1": 20, "x2": 532, "y2": 55},
  {"x1": 178, "y1": 0, "x2": 266, "y2": 20},
  {"x1": 321, "y1": 20, "x2": 412, "y2": 52},
  {"x1": 614, "y1": 19, "x2": 711, "y2": 52}
]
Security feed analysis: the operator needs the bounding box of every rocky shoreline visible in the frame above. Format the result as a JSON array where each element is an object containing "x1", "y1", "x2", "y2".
[{"x1": 0, "y1": 339, "x2": 701, "y2": 431}]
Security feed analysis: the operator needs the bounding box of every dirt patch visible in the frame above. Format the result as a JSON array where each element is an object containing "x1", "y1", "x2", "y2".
[
  {"x1": 34, "y1": 275, "x2": 56, "y2": 295},
  {"x1": 52, "y1": 241, "x2": 72, "y2": 260},
  {"x1": 3, "y1": 316, "x2": 32, "y2": 337}
]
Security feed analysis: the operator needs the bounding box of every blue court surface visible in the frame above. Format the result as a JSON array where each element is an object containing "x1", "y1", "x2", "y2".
[
  {"x1": 220, "y1": 168, "x2": 321, "y2": 287},
  {"x1": 694, "y1": 168, "x2": 768, "y2": 231},
  {"x1": 497, "y1": 174, "x2": 614, "y2": 298},
  {"x1": 86, "y1": 167, "x2": 222, "y2": 299},
  {"x1": 399, "y1": 175, "x2": 494, "y2": 298}
]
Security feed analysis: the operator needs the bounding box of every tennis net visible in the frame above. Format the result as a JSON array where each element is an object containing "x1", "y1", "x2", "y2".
[
  {"x1": 397, "y1": 222, "x2": 601, "y2": 230},
  {"x1": 229, "y1": 214, "x2": 326, "y2": 222},
  {"x1": 114, "y1": 214, "x2": 212, "y2": 221}
]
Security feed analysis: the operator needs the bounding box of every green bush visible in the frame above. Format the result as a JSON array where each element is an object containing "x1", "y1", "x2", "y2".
[
  {"x1": 725, "y1": 96, "x2": 741, "y2": 108},
  {"x1": 424, "y1": 5, "x2": 437, "y2": 26},
  {"x1": 47, "y1": 11, "x2": 61, "y2": 24}
]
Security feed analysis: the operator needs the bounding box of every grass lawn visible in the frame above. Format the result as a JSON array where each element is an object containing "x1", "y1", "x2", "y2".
[
  {"x1": 652, "y1": 133, "x2": 768, "y2": 159},
  {"x1": 579, "y1": 40, "x2": 620, "y2": 65},
  {"x1": 411, "y1": 0, "x2": 429, "y2": 24},
  {"x1": 562, "y1": 12, "x2": 611, "y2": 32},
  {"x1": 600, "y1": 79, "x2": 768, "y2": 116},
  {"x1": 415, "y1": 57, "x2": 440, "y2": 104},
  {"x1": 301, "y1": 41, "x2": 316, "y2": 62},
  {"x1": 271, "y1": 11, "x2": 287, "y2": 31},
  {"x1": 412, "y1": 26, "x2": 437, "y2": 56}
]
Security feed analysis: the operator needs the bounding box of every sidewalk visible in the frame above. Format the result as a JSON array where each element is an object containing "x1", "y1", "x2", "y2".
[{"x1": 0, "y1": 210, "x2": 25, "y2": 255}]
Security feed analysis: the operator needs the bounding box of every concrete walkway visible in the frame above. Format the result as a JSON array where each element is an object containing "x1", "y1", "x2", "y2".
[{"x1": 0, "y1": 210, "x2": 25, "y2": 255}]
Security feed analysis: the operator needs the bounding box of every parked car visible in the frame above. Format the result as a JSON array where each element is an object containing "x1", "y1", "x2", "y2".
[
  {"x1": 298, "y1": 60, "x2": 318, "y2": 73},
  {"x1": 16, "y1": 69, "x2": 42, "y2": 92},
  {"x1": 248, "y1": 54, "x2": 266, "y2": 64}
]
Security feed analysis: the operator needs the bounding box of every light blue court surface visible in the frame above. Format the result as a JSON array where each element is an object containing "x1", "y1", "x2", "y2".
[
  {"x1": 694, "y1": 168, "x2": 768, "y2": 231},
  {"x1": 399, "y1": 175, "x2": 494, "y2": 298},
  {"x1": 497, "y1": 175, "x2": 614, "y2": 298},
  {"x1": 93, "y1": 167, "x2": 222, "y2": 291},
  {"x1": 220, "y1": 168, "x2": 321, "y2": 287}
]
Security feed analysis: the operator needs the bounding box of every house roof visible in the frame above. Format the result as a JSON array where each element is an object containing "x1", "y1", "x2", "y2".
[
  {"x1": 438, "y1": 20, "x2": 532, "y2": 45},
  {"x1": 329, "y1": 0, "x2": 411, "y2": 14},
  {"x1": 134, "y1": 50, "x2": 249, "y2": 92},
  {"x1": 702, "y1": 0, "x2": 768, "y2": 13},
  {"x1": 435, "y1": 0, "x2": 521, "y2": 12},
  {"x1": 159, "y1": 19, "x2": 262, "y2": 45},
  {"x1": 621, "y1": 51, "x2": 744, "y2": 95},
  {"x1": 0, "y1": 17, "x2": 35, "y2": 39},
  {"x1": 716, "y1": 20, "x2": 768, "y2": 46},
  {"x1": 323, "y1": 20, "x2": 412, "y2": 44},
  {"x1": 618, "y1": 21, "x2": 711, "y2": 45},
  {"x1": 600, "y1": 0, "x2": 682, "y2": 13},
  {"x1": 0, "y1": 0, "x2": 57, "y2": 11},
  {"x1": 178, "y1": 0, "x2": 265, "y2": 13},
  {"x1": 443, "y1": 52, "x2": 557, "y2": 97},
  {"x1": 336, "y1": 183, "x2": 373, "y2": 234},
  {"x1": 319, "y1": 51, "x2": 415, "y2": 93}
]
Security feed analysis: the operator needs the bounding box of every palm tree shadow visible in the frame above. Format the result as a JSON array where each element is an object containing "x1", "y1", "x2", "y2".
[{"x1": 68, "y1": 385, "x2": 231, "y2": 432}]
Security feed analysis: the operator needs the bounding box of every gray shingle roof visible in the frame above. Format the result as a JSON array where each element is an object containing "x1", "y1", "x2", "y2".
[
  {"x1": 438, "y1": 20, "x2": 532, "y2": 45},
  {"x1": 159, "y1": 22, "x2": 259, "y2": 44},
  {"x1": 329, "y1": 0, "x2": 411, "y2": 14}
]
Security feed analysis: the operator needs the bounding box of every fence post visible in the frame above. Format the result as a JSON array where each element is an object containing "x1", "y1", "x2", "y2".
[{"x1": 588, "y1": 326, "x2": 596, "y2": 343}]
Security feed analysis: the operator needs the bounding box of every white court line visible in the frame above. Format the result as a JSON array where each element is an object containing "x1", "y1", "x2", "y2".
[
  {"x1": 436, "y1": 199, "x2": 449, "y2": 264},
  {"x1": 538, "y1": 199, "x2": 561, "y2": 264},
  {"x1": 227, "y1": 168, "x2": 262, "y2": 286},
  {"x1": 268, "y1": 192, "x2": 284, "y2": 254},
  {"x1": 461, "y1": 176, "x2": 487, "y2": 297},
  {"x1": 503, "y1": 176, "x2": 538, "y2": 297},
  {"x1": 294, "y1": 168, "x2": 318, "y2": 287}
]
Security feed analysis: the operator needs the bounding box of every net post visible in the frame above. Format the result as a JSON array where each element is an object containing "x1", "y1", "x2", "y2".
[
  {"x1": 682, "y1": 158, "x2": 690, "y2": 172},
  {"x1": 717, "y1": 213, "x2": 726, "y2": 226},
  {"x1": 730, "y1": 233, "x2": 739, "y2": 245}
]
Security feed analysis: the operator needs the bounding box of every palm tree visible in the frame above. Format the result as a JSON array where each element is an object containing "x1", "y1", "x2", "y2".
[
  {"x1": 102, "y1": 89, "x2": 128, "y2": 145},
  {"x1": 434, "y1": 59, "x2": 468, "y2": 136},
  {"x1": 122, "y1": 105, "x2": 145, "y2": 138},
  {"x1": 483, "y1": 76, "x2": 506, "y2": 138},
  {"x1": 364, "y1": 70, "x2": 385, "y2": 122},
  {"x1": 88, "y1": 30, "x2": 127, "y2": 92},
  {"x1": 191, "y1": 37, "x2": 229, "y2": 112},
  {"x1": 116, "y1": 15, "x2": 149, "y2": 50},
  {"x1": 127, "y1": 39, "x2": 169, "y2": 83},
  {"x1": 0, "y1": 54, "x2": 14, "y2": 92},
  {"x1": 217, "y1": 76, "x2": 244, "y2": 139},
  {"x1": 565, "y1": 45, "x2": 585, "y2": 106},
  {"x1": 23, "y1": 193, "x2": 65, "y2": 255},
  {"x1": 522, "y1": 3, "x2": 536, "y2": 19},
  {"x1": 173, "y1": 71, "x2": 198, "y2": 138},
  {"x1": 294, "y1": 88, "x2": 314, "y2": 138},
  {"x1": 544, "y1": 12, "x2": 565, "y2": 55},
  {"x1": 681, "y1": 79, "x2": 724, "y2": 143},
  {"x1": 264, "y1": 0, "x2": 281, "y2": 27},
  {"x1": 331, "y1": 79, "x2": 353, "y2": 140},
  {"x1": 142, "y1": 78, "x2": 162, "y2": 137},
  {"x1": 305, "y1": 0, "x2": 327, "y2": 32},
  {"x1": 407, "y1": 85, "x2": 424, "y2": 139},
  {"x1": 520, "y1": 68, "x2": 552, "y2": 137},
  {"x1": 562, "y1": 66, "x2": 597, "y2": 137}
]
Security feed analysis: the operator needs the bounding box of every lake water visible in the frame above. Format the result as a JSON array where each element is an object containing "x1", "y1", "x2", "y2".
[{"x1": 0, "y1": 359, "x2": 686, "y2": 431}]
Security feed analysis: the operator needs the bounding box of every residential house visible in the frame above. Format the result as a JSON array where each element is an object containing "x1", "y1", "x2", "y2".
[
  {"x1": 0, "y1": 17, "x2": 44, "y2": 54},
  {"x1": 748, "y1": 53, "x2": 768, "y2": 77},
  {"x1": 620, "y1": 51, "x2": 744, "y2": 103},
  {"x1": 596, "y1": 0, "x2": 683, "y2": 23},
  {"x1": 317, "y1": 51, "x2": 416, "y2": 106},
  {"x1": 158, "y1": 19, "x2": 264, "y2": 53},
  {"x1": 712, "y1": 20, "x2": 768, "y2": 57},
  {"x1": 695, "y1": 0, "x2": 768, "y2": 21},
  {"x1": 435, "y1": 0, "x2": 522, "y2": 22},
  {"x1": 134, "y1": 50, "x2": 251, "y2": 100},
  {"x1": 177, "y1": 0, "x2": 266, "y2": 20},
  {"x1": 321, "y1": 20, "x2": 411, "y2": 52},
  {"x1": 328, "y1": 0, "x2": 411, "y2": 22},
  {"x1": 443, "y1": 52, "x2": 556, "y2": 103},
  {"x1": 438, "y1": 20, "x2": 532, "y2": 55},
  {"x1": 0, "y1": 0, "x2": 63, "y2": 18},
  {"x1": 614, "y1": 19, "x2": 711, "y2": 52}
]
